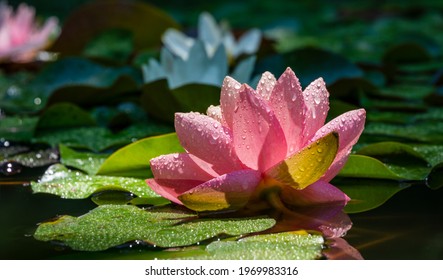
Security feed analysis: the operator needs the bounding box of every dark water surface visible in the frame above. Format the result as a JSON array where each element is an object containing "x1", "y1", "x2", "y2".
[{"x1": 1, "y1": 173, "x2": 442, "y2": 260}]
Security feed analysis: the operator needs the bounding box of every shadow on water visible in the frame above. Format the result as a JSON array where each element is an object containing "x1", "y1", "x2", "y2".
[
  {"x1": 1, "y1": 168, "x2": 442, "y2": 259},
  {"x1": 346, "y1": 184, "x2": 443, "y2": 259},
  {"x1": 0, "y1": 169, "x2": 96, "y2": 260}
]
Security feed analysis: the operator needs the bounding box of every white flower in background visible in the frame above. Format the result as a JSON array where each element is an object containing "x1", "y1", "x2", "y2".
[
  {"x1": 142, "y1": 41, "x2": 256, "y2": 89},
  {"x1": 0, "y1": 2, "x2": 58, "y2": 63},
  {"x1": 162, "y1": 12, "x2": 262, "y2": 60}
]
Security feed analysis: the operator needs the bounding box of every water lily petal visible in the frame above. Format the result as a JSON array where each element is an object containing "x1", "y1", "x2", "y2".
[
  {"x1": 162, "y1": 28, "x2": 194, "y2": 60},
  {"x1": 175, "y1": 112, "x2": 242, "y2": 174},
  {"x1": 220, "y1": 76, "x2": 242, "y2": 128},
  {"x1": 146, "y1": 178, "x2": 203, "y2": 205},
  {"x1": 265, "y1": 132, "x2": 338, "y2": 190},
  {"x1": 312, "y1": 109, "x2": 366, "y2": 182},
  {"x1": 233, "y1": 28, "x2": 262, "y2": 57},
  {"x1": 231, "y1": 84, "x2": 287, "y2": 170},
  {"x1": 178, "y1": 169, "x2": 261, "y2": 211},
  {"x1": 268, "y1": 67, "x2": 305, "y2": 155},
  {"x1": 256, "y1": 71, "x2": 277, "y2": 100},
  {"x1": 301, "y1": 77, "x2": 329, "y2": 145},
  {"x1": 281, "y1": 180, "x2": 350, "y2": 206},
  {"x1": 150, "y1": 153, "x2": 217, "y2": 181}
]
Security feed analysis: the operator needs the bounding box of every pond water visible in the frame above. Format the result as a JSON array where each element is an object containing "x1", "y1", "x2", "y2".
[{"x1": 1, "y1": 171, "x2": 442, "y2": 260}]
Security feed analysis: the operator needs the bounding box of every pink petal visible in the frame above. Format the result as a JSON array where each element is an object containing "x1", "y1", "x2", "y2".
[
  {"x1": 281, "y1": 180, "x2": 350, "y2": 207},
  {"x1": 267, "y1": 67, "x2": 305, "y2": 156},
  {"x1": 175, "y1": 112, "x2": 243, "y2": 175},
  {"x1": 231, "y1": 84, "x2": 287, "y2": 171},
  {"x1": 178, "y1": 169, "x2": 262, "y2": 211},
  {"x1": 146, "y1": 178, "x2": 203, "y2": 205},
  {"x1": 300, "y1": 77, "x2": 330, "y2": 146},
  {"x1": 311, "y1": 109, "x2": 366, "y2": 182},
  {"x1": 220, "y1": 76, "x2": 242, "y2": 128},
  {"x1": 256, "y1": 71, "x2": 276, "y2": 100},
  {"x1": 150, "y1": 153, "x2": 217, "y2": 181}
]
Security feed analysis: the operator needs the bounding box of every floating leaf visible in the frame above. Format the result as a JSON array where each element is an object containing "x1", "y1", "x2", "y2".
[
  {"x1": 31, "y1": 164, "x2": 164, "y2": 203},
  {"x1": 34, "y1": 204, "x2": 275, "y2": 251},
  {"x1": 83, "y1": 29, "x2": 134, "y2": 62},
  {"x1": 184, "y1": 231, "x2": 324, "y2": 260},
  {"x1": 50, "y1": 0, "x2": 179, "y2": 55},
  {"x1": 284, "y1": 47, "x2": 364, "y2": 87},
  {"x1": 34, "y1": 123, "x2": 173, "y2": 152},
  {"x1": 364, "y1": 121, "x2": 443, "y2": 143},
  {"x1": 97, "y1": 133, "x2": 183, "y2": 178},
  {"x1": 59, "y1": 145, "x2": 108, "y2": 175},
  {"x1": 334, "y1": 178, "x2": 412, "y2": 213},
  {"x1": 412, "y1": 145, "x2": 443, "y2": 167},
  {"x1": 338, "y1": 154, "x2": 428, "y2": 181},
  {"x1": 37, "y1": 103, "x2": 96, "y2": 130},
  {"x1": 1, "y1": 148, "x2": 59, "y2": 168},
  {"x1": 0, "y1": 116, "x2": 38, "y2": 141},
  {"x1": 2, "y1": 58, "x2": 142, "y2": 113}
]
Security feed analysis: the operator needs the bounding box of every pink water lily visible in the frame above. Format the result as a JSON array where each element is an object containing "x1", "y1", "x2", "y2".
[
  {"x1": 0, "y1": 2, "x2": 58, "y2": 63},
  {"x1": 146, "y1": 67, "x2": 366, "y2": 212}
]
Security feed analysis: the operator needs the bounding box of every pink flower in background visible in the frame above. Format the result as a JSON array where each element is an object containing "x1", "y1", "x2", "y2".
[
  {"x1": 146, "y1": 67, "x2": 366, "y2": 212},
  {"x1": 0, "y1": 2, "x2": 58, "y2": 63}
]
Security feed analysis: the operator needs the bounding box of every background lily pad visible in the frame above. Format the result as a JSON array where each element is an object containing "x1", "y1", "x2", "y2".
[
  {"x1": 31, "y1": 164, "x2": 164, "y2": 203},
  {"x1": 49, "y1": 0, "x2": 179, "y2": 55}
]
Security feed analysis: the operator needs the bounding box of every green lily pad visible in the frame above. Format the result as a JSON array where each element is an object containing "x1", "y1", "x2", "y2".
[
  {"x1": 34, "y1": 123, "x2": 173, "y2": 152},
  {"x1": 83, "y1": 29, "x2": 134, "y2": 63},
  {"x1": 186, "y1": 231, "x2": 324, "y2": 260},
  {"x1": 2, "y1": 58, "x2": 142, "y2": 113},
  {"x1": 1, "y1": 148, "x2": 59, "y2": 168},
  {"x1": 97, "y1": 133, "x2": 184, "y2": 178},
  {"x1": 333, "y1": 178, "x2": 412, "y2": 213},
  {"x1": 34, "y1": 204, "x2": 276, "y2": 251},
  {"x1": 49, "y1": 1, "x2": 179, "y2": 55},
  {"x1": 363, "y1": 121, "x2": 443, "y2": 143},
  {"x1": 0, "y1": 116, "x2": 38, "y2": 141},
  {"x1": 338, "y1": 154, "x2": 429, "y2": 181},
  {"x1": 31, "y1": 164, "x2": 164, "y2": 203},
  {"x1": 284, "y1": 47, "x2": 364, "y2": 87},
  {"x1": 59, "y1": 145, "x2": 108, "y2": 175},
  {"x1": 412, "y1": 144, "x2": 443, "y2": 167},
  {"x1": 37, "y1": 103, "x2": 96, "y2": 130}
]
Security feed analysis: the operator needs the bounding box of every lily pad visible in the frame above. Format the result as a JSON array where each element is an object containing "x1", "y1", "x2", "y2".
[
  {"x1": 97, "y1": 133, "x2": 184, "y2": 178},
  {"x1": 37, "y1": 103, "x2": 96, "y2": 130},
  {"x1": 59, "y1": 144, "x2": 108, "y2": 175},
  {"x1": 31, "y1": 164, "x2": 164, "y2": 203},
  {"x1": 338, "y1": 154, "x2": 429, "y2": 181},
  {"x1": 333, "y1": 178, "x2": 412, "y2": 213},
  {"x1": 49, "y1": 0, "x2": 179, "y2": 55},
  {"x1": 1, "y1": 148, "x2": 59, "y2": 168},
  {"x1": 284, "y1": 47, "x2": 364, "y2": 87},
  {"x1": 34, "y1": 123, "x2": 173, "y2": 152},
  {"x1": 0, "y1": 116, "x2": 38, "y2": 141},
  {"x1": 2, "y1": 58, "x2": 142, "y2": 113},
  {"x1": 189, "y1": 231, "x2": 324, "y2": 260},
  {"x1": 34, "y1": 204, "x2": 276, "y2": 251}
]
